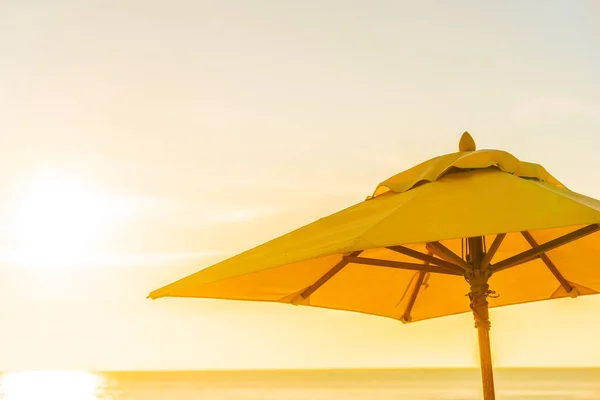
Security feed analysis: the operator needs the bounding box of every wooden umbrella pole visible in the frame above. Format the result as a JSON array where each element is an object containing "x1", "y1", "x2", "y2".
[
  {"x1": 468, "y1": 237, "x2": 496, "y2": 400},
  {"x1": 477, "y1": 323, "x2": 495, "y2": 399}
]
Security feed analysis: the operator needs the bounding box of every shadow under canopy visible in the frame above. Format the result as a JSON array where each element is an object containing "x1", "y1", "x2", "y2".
[{"x1": 150, "y1": 132, "x2": 600, "y2": 400}]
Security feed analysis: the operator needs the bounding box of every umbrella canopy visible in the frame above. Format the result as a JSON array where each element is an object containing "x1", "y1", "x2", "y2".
[{"x1": 150, "y1": 132, "x2": 600, "y2": 399}]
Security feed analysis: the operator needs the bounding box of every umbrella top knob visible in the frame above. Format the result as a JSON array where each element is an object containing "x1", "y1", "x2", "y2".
[{"x1": 459, "y1": 131, "x2": 476, "y2": 152}]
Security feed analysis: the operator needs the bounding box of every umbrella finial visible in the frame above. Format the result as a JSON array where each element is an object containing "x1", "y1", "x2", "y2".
[{"x1": 459, "y1": 131, "x2": 476, "y2": 152}]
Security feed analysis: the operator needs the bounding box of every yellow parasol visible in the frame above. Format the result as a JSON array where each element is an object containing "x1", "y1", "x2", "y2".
[{"x1": 150, "y1": 132, "x2": 600, "y2": 399}]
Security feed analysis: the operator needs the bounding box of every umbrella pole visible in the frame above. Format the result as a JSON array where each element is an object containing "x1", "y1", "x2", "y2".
[
  {"x1": 468, "y1": 237, "x2": 496, "y2": 400},
  {"x1": 477, "y1": 323, "x2": 495, "y2": 400}
]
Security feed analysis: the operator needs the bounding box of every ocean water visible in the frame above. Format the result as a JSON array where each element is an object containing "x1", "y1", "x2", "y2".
[{"x1": 1, "y1": 369, "x2": 600, "y2": 400}]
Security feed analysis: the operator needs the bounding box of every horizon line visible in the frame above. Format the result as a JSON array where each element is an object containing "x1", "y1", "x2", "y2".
[{"x1": 4, "y1": 366, "x2": 600, "y2": 374}]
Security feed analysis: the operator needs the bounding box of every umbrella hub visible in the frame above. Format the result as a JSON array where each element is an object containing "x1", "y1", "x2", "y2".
[
  {"x1": 465, "y1": 236, "x2": 498, "y2": 331},
  {"x1": 467, "y1": 272, "x2": 497, "y2": 331}
]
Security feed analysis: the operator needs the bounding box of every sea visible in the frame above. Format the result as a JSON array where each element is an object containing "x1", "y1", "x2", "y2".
[{"x1": 1, "y1": 368, "x2": 599, "y2": 400}]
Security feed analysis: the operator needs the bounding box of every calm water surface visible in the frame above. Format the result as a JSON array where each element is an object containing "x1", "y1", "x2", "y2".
[{"x1": 1, "y1": 369, "x2": 599, "y2": 400}]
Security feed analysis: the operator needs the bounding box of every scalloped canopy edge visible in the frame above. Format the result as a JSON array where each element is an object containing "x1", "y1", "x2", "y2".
[{"x1": 370, "y1": 147, "x2": 565, "y2": 199}]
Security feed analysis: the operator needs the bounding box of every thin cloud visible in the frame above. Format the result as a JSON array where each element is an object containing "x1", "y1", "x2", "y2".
[
  {"x1": 138, "y1": 198, "x2": 285, "y2": 227},
  {"x1": 513, "y1": 97, "x2": 600, "y2": 120},
  {"x1": 207, "y1": 207, "x2": 282, "y2": 223},
  {"x1": 0, "y1": 250, "x2": 221, "y2": 268}
]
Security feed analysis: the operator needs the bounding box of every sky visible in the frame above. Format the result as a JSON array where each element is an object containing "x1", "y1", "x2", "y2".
[{"x1": 1, "y1": 0, "x2": 600, "y2": 371}]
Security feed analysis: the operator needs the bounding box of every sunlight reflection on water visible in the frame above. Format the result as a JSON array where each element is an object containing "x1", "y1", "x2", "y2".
[
  {"x1": 1, "y1": 369, "x2": 600, "y2": 400},
  {"x1": 0, "y1": 371, "x2": 113, "y2": 400}
]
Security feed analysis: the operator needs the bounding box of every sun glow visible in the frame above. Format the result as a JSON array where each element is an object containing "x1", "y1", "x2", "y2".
[
  {"x1": 6, "y1": 166, "x2": 134, "y2": 267},
  {"x1": 0, "y1": 371, "x2": 107, "y2": 400}
]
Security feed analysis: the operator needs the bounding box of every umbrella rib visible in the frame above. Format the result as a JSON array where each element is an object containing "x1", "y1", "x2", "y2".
[
  {"x1": 491, "y1": 224, "x2": 600, "y2": 273},
  {"x1": 425, "y1": 242, "x2": 472, "y2": 272},
  {"x1": 520, "y1": 231, "x2": 573, "y2": 293},
  {"x1": 387, "y1": 245, "x2": 464, "y2": 274},
  {"x1": 299, "y1": 251, "x2": 362, "y2": 300},
  {"x1": 400, "y1": 251, "x2": 435, "y2": 323},
  {"x1": 480, "y1": 233, "x2": 506, "y2": 272},
  {"x1": 343, "y1": 256, "x2": 463, "y2": 276},
  {"x1": 401, "y1": 271, "x2": 426, "y2": 323}
]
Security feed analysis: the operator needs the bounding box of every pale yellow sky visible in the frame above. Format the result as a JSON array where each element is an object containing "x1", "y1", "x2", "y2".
[{"x1": 1, "y1": 0, "x2": 600, "y2": 371}]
